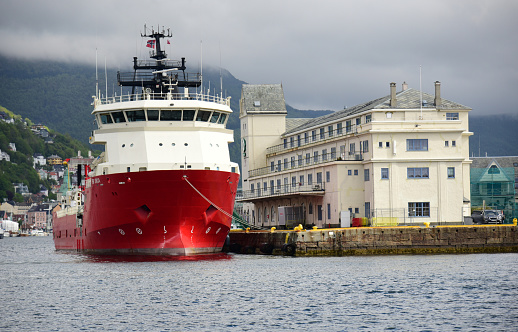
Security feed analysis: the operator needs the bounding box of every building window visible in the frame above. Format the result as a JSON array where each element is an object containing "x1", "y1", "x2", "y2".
[
  {"x1": 284, "y1": 178, "x2": 288, "y2": 192},
  {"x1": 362, "y1": 140, "x2": 369, "y2": 153},
  {"x1": 381, "y1": 168, "x2": 389, "y2": 179},
  {"x1": 408, "y1": 202, "x2": 430, "y2": 217},
  {"x1": 386, "y1": 141, "x2": 390, "y2": 148},
  {"x1": 318, "y1": 205, "x2": 323, "y2": 221},
  {"x1": 290, "y1": 136, "x2": 294, "y2": 147},
  {"x1": 348, "y1": 169, "x2": 352, "y2": 176},
  {"x1": 337, "y1": 123, "x2": 343, "y2": 135},
  {"x1": 331, "y1": 147, "x2": 336, "y2": 159},
  {"x1": 328, "y1": 125, "x2": 334, "y2": 137},
  {"x1": 379, "y1": 142, "x2": 383, "y2": 148},
  {"x1": 326, "y1": 171, "x2": 330, "y2": 182},
  {"x1": 488, "y1": 165, "x2": 500, "y2": 174},
  {"x1": 366, "y1": 114, "x2": 372, "y2": 123},
  {"x1": 316, "y1": 172, "x2": 322, "y2": 184},
  {"x1": 297, "y1": 135, "x2": 301, "y2": 147},
  {"x1": 447, "y1": 167, "x2": 455, "y2": 178},
  {"x1": 270, "y1": 180, "x2": 274, "y2": 194},
  {"x1": 283, "y1": 138, "x2": 287, "y2": 148},
  {"x1": 308, "y1": 174, "x2": 313, "y2": 185},
  {"x1": 322, "y1": 149, "x2": 328, "y2": 161},
  {"x1": 291, "y1": 156, "x2": 295, "y2": 168},
  {"x1": 340, "y1": 145, "x2": 345, "y2": 158},
  {"x1": 299, "y1": 175, "x2": 304, "y2": 186},
  {"x1": 309, "y1": 203, "x2": 313, "y2": 214},
  {"x1": 407, "y1": 167, "x2": 430, "y2": 179},
  {"x1": 298, "y1": 155, "x2": 303, "y2": 166},
  {"x1": 445, "y1": 141, "x2": 449, "y2": 147},
  {"x1": 312, "y1": 130, "x2": 317, "y2": 142},
  {"x1": 277, "y1": 179, "x2": 281, "y2": 190},
  {"x1": 327, "y1": 204, "x2": 331, "y2": 220},
  {"x1": 364, "y1": 169, "x2": 369, "y2": 181},
  {"x1": 354, "y1": 169, "x2": 358, "y2": 176},
  {"x1": 306, "y1": 153, "x2": 311, "y2": 164},
  {"x1": 354, "y1": 207, "x2": 359, "y2": 214},
  {"x1": 292, "y1": 176, "x2": 297, "y2": 187},
  {"x1": 446, "y1": 112, "x2": 459, "y2": 120},
  {"x1": 250, "y1": 184, "x2": 254, "y2": 193},
  {"x1": 263, "y1": 182, "x2": 267, "y2": 193},
  {"x1": 406, "y1": 139, "x2": 428, "y2": 151},
  {"x1": 452, "y1": 140, "x2": 456, "y2": 147},
  {"x1": 320, "y1": 128, "x2": 325, "y2": 139},
  {"x1": 356, "y1": 118, "x2": 361, "y2": 126},
  {"x1": 350, "y1": 143, "x2": 355, "y2": 154},
  {"x1": 346, "y1": 120, "x2": 352, "y2": 133},
  {"x1": 304, "y1": 133, "x2": 309, "y2": 144},
  {"x1": 314, "y1": 151, "x2": 319, "y2": 163},
  {"x1": 270, "y1": 161, "x2": 274, "y2": 172},
  {"x1": 284, "y1": 158, "x2": 288, "y2": 169}
]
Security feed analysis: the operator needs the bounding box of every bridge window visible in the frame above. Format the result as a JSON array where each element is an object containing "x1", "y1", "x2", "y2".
[
  {"x1": 210, "y1": 112, "x2": 220, "y2": 123},
  {"x1": 183, "y1": 110, "x2": 195, "y2": 121},
  {"x1": 160, "y1": 110, "x2": 182, "y2": 121},
  {"x1": 217, "y1": 113, "x2": 227, "y2": 124},
  {"x1": 126, "y1": 110, "x2": 146, "y2": 122},
  {"x1": 196, "y1": 110, "x2": 211, "y2": 122},
  {"x1": 99, "y1": 113, "x2": 113, "y2": 124},
  {"x1": 112, "y1": 111, "x2": 126, "y2": 123},
  {"x1": 147, "y1": 109, "x2": 159, "y2": 121}
]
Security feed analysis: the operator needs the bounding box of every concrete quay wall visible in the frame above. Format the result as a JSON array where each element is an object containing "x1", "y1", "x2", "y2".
[{"x1": 226, "y1": 225, "x2": 518, "y2": 256}]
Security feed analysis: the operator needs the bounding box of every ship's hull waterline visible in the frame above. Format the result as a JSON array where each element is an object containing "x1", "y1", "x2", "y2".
[{"x1": 53, "y1": 170, "x2": 239, "y2": 255}]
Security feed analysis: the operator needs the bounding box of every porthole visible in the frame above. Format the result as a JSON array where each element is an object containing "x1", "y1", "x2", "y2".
[
  {"x1": 130, "y1": 143, "x2": 134, "y2": 147},
  {"x1": 184, "y1": 143, "x2": 188, "y2": 146},
  {"x1": 159, "y1": 143, "x2": 163, "y2": 146},
  {"x1": 172, "y1": 143, "x2": 176, "y2": 146},
  {"x1": 122, "y1": 144, "x2": 125, "y2": 148}
]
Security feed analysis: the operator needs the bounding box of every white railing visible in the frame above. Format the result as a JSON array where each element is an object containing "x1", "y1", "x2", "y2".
[{"x1": 95, "y1": 92, "x2": 231, "y2": 107}]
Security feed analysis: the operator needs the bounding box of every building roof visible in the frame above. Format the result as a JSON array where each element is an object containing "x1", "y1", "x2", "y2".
[
  {"x1": 284, "y1": 88, "x2": 471, "y2": 136},
  {"x1": 241, "y1": 84, "x2": 287, "y2": 114},
  {"x1": 470, "y1": 156, "x2": 518, "y2": 169}
]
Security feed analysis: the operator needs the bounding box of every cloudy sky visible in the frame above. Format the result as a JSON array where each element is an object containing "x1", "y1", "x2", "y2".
[{"x1": 1, "y1": 0, "x2": 517, "y2": 115}]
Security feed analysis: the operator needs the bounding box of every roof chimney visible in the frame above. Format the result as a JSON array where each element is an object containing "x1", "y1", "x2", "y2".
[
  {"x1": 390, "y1": 82, "x2": 397, "y2": 107},
  {"x1": 402, "y1": 81, "x2": 408, "y2": 91},
  {"x1": 434, "y1": 81, "x2": 441, "y2": 107}
]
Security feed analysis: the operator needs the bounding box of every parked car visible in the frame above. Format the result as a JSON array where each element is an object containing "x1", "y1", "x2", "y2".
[{"x1": 471, "y1": 210, "x2": 505, "y2": 224}]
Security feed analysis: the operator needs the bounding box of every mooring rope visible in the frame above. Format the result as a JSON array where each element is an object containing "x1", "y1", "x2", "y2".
[{"x1": 182, "y1": 175, "x2": 265, "y2": 230}]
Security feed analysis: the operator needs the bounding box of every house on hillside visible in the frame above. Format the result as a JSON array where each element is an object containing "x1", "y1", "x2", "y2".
[
  {"x1": 239, "y1": 82, "x2": 472, "y2": 228},
  {"x1": 33, "y1": 153, "x2": 46, "y2": 167},
  {"x1": 47, "y1": 155, "x2": 62, "y2": 165},
  {"x1": 0, "y1": 149, "x2": 10, "y2": 162}
]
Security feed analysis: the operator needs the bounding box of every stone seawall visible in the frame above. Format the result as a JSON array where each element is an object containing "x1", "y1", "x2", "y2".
[{"x1": 226, "y1": 225, "x2": 518, "y2": 256}]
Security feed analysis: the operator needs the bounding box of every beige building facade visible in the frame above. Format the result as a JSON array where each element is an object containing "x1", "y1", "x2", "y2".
[{"x1": 239, "y1": 82, "x2": 472, "y2": 228}]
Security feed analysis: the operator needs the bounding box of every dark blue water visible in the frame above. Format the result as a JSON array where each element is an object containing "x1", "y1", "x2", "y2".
[{"x1": 1, "y1": 236, "x2": 517, "y2": 331}]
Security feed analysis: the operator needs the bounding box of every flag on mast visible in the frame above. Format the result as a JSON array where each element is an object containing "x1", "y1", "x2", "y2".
[{"x1": 146, "y1": 40, "x2": 155, "y2": 48}]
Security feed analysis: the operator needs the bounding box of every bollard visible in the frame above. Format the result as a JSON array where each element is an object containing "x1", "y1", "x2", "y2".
[
  {"x1": 423, "y1": 222, "x2": 430, "y2": 228},
  {"x1": 270, "y1": 227, "x2": 276, "y2": 233}
]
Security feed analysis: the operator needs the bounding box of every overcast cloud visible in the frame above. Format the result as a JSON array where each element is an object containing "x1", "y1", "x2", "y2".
[{"x1": 1, "y1": 0, "x2": 517, "y2": 115}]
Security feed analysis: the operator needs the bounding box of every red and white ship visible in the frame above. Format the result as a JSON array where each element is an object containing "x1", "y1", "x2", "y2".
[{"x1": 53, "y1": 26, "x2": 240, "y2": 255}]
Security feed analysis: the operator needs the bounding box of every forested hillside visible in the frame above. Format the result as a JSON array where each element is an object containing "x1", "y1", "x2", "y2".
[{"x1": 0, "y1": 110, "x2": 94, "y2": 202}]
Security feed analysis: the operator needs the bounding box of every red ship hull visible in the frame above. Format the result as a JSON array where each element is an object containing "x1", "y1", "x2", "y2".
[{"x1": 53, "y1": 170, "x2": 239, "y2": 255}]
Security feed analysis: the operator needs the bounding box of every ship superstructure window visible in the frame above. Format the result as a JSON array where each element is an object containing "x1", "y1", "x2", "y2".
[
  {"x1": 217, "y1": 113, "x2": 227, "y2": 124},
  {"x1": 210, "y1": 112, "x2": 220, "y2": 123},
  {"x1": 99, "y1": 113, "x2": 113, "y2": 124},
  {"x1": 406, "y1": 139, "x2": 428, "y2": 151},
  {"x1": 147, "y1": 109, "x2": 159, "y2": 121},
  {"x1": 196, "y1": 110, "x2": 211, "y2": 122},
  {"x1": 183, "y1": 110, "x2": 195, "y2": 121},
  {"x1": 126, "y1": 110, "x2": 146, "y2": 122},
  {"x1": 112, "y1": 111, "x2": 126, "y2": 123},
  {"x1": 161, "y1": 110, "x2": 182, "y2": 121}
]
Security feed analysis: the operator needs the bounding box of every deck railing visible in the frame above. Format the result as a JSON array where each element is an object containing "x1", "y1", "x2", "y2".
[
  {"x1": 96, "y1": 92, "x2": 231, "y2": 107},
  {"x1": 238, "y1": 182, "x2": 325, "y2": 201}
]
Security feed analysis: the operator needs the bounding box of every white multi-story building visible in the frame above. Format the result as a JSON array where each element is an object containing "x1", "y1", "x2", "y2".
[{"x1": 239, "y1": 82, "x2": 472, "y2": 228}]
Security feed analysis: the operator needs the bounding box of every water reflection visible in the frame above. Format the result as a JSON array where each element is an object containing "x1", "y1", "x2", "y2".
[{"x1": 76, "y1": 252, "x2": 233, "y2": 263}]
